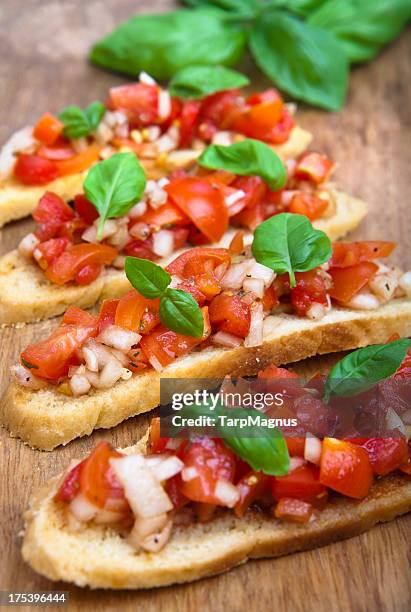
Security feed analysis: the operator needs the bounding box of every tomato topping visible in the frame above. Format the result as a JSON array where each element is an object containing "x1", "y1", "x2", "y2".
[
  {"x1": 115, "y1": 290, "x2": 154, "y2": 331},
  {"x1": 229, "y1": 230, "x2": 245, "y2": 255},
  {"x1": 262, "y1": 284, "x2": 280, "y2": 311},
  {"x1": 258, "y1": 364, "x2": 299, "y2": 380},
  {"x1": 33, "y1": 191, "x2": 74, "y2": 230},
  {"x1": 35, "y1": 237, "x2": 69, "y2": 267},
  {"x1": 289, "y1": 193, "x2": 329, "y2": 221},
  {"x1": 274, "y1": 498, "x2": 313, "y2": 523},
  {"x1": 62, "y1": 306, "x2": 97, "y2": 327},
  {"x1": 352, "y1": 437, "x2": 409, "y2": 476},
  {"x1": 328, "y1": 262, "x2": 378, "y2": 304},
  {"x1": 79, "y1": 441, "x2": 127, "y2": 509},
  {"x1": 320, "y1": 438, "x2": 373, "y2": 499},
  {"x1": 54, "y1": 145, "x2": 100, "y2": 176},
  {"x1": 166, "y1": 177, "x2": 228, "y2": 242},
  {"x1": 179, "y1": 438, "x2": 237, "y2": 505},
  {"x1": 232, "y1": 175, "x2": 267, "y2": 211},
  {"x1": 14, "y1": 154, "x2": 59, "y2": 185},
  {"x1": 45, "y1": 243, "x2": 117, "y2": 285},
  {"x1": 33, "y1": 113, "x2": 63, "y2": 146},
  {"x1": 108, "y1": 82, "x2": 159, "y2": 126},
  {"x1": 166, "y1": 247, "x2": 230, "y2": 278},
  {"x1": 194, "y1": 273, "x2": 221, "y2": 300},
  {"x1": 272, "y1": 465, "x2": 328, "y2": 505},
  {"x1": 97, "y1": 299, "x2": 119, "y2": 333},
  {"x1": 290, "y1": 270, "x2": 328, "y2": 316},
  {"x1": 140, "y1": 307, "x2": 210, "y2": 368},
  {"x1": 199, "y1": 89, "x2": 243, "y2": 135},
  {"x1": 209, "y1": 292, "x2": 250, "y2": 338},
  {"x1": 55, "y1": 461, "x2": 85, "y2": 502},
  {"x1": 285, "y1": 438, "x2": 306, "y2": 457},
  {"x1": 76, "y1": 263, "x2": 103, "y2": 285},
  {"x1": 140, "y1": 202, "x2": 189, "y2": 227},
  {"x1": 178, "y1": 99, "x2": 202, "y2": 147},
  {"x1": 232, "y1": 91, "x2": 284, "y2": 141},
  {"x1": 74, "y1": 194, "x2": 99, "y2": 224},
  {"x1": 400, "y1": 452, "x2": 411, "y2": 476},
  {"x1": 166, "y1": 475, "x2": 189, "y2": 510},
  {"x1": 234, "y1": 471, "x2": 271, "y2": 517},
  {"x1": 330, "y1": 241, "x2": 396, "y2": 268},
  {"x1": 124, "y1": 238, "x2": 157, "y2": 261},
  {"x1": 38, "y1": 142, "x2": 76, "y2": 161},
  {"x1": 176, "y1": 281, "x2": 206, "y2": 305},
  {"x1": 295, "y1": 152, "x2": 334, "y2": 185}
]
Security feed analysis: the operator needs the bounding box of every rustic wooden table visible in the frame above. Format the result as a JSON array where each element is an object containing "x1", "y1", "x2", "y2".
[{"x1": 0, "y1": 2, "x2": 410, "y2": 611}]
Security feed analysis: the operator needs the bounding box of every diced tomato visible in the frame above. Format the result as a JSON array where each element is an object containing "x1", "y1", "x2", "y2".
[
  {"x1": 290, "y1": 270, "x2": 328, "y2": 316},
  {"x1": 330, "y1": 241, "x2": 396, "y2": 268},
  {"x1": 58, "y1": 217, "x2": 88, "y2": 242},
  {"x1": 179, "y1": 438, "x2": 237, "y2": 505},
  {"x1": 229, "y1": 230, "x2": 245, "y2": 255},
  {"x1": 115, "y1": 290, "x2": 154, "y2": 331},
  {"x1": 75, "y1": 263, "x2": 103, "y2": 285},
  {"x1": 353, "y1": 437, "x2": 409, "y2": 476},
  {"x1": 124, "y1": 238, "x2": 157, "y2": 261},
  {"x1": 178, "y1": 99, "x2": 202, "y2": 147},
  {"x1": 272, "y1": 465, "x2": 328, "y2": 505},
  {"x1": 54, "y1": 460, "x2": 85, "y2": 502},
  {"x1": 328, "y1": 262, "x2": 378, "y2": 304},
  {"x1": 234, "y1": 470, "x2": 271, "y2": 517},
  {"x1": 74, "y1": 194, "x2": 99, "y2": 224},
  {"x1": 295, "y1": 152, "x2": 334, "y2": 185},
  {"x1": 201, "y1": 170, "x2": 236, "y2": 186},
  {"x1": 62, "y1": 306, "x2": 97, "y2": 328},
  {"x1": 140, "y1": 202, "x2": 189, "y2": 227},
  {"x1": 171, "y1": 227, "x2": 189, "y2": 250},
  {"x1": 289, "y1": 193, "x2": 329, "y2": 221},
  {"x1": 199, "y1": 89, "x2": 243, "y2": 135},
  {"x1": 54, "y1": 145, "x2": 100, "y2": 176},
  {"x1": 232, "y1": 200, "x2": 266, "y2": 231},
  {"x1": 108, "y1": 82, "x2": 159, "y2": 126},
  {"x1": 274, "y1": 498, "x2": 313, "y2": 523},
  {"x1": 209, "y1": 292, "x2": 250, "y2": 338},
  {"x1": 166, "y1": 247, "x2": 230, "y2": 278},
  {"x1": 285, "y1": 438, "x2": 306, "y2": 457},
  {"x1": 165, "y1": 474, "x2": 189, "y2": 510},
  {"x1": 139, "y1": 308, "x2": 161, "y2": 335},
  {"x1": 38, "y1": 142, "x2": 76, "y2": 161},
  {"x1": 33, "y1": 112, "x2": 63, "y2": 146},
  {"x1": 233, "y1": 175, "x2": 268, "y2": 210},
  {"x1": 177, "y1": 281, "x2": 206, "y2": 306},
  {"x1": 320, "y1": 438, "x2": 373, "y2": 499},
  {"x1": 232, "y1": 90, "x2": 284, "y2": 141},
  {"x1": 33, "y1": 192, "x2": 74, "y2": 230},
  {"x1": 45, "y1": 243, "x2": 117, "y2": 285},
  {"x1": 194, "y1": 273, "x2": 221, "y2": 300},
  {"x1": 35, "y1": 237, "x2": 69, "y2": 266},
  {"x1": 140, "y1": 307, "x2": 210, "y2": 368},
  {"x1": 14, "y1": 154, "x2": 59, "y2": 185},
  {"x1": 262, "y1": 284, "x2": 280, "y2": 311},
  {"x1": 21, "y1": 321, "x2": 97, "y2": 380},
  {"x1": 166, "y1": 177, "x2": 228, "y2": 242},
  {"x1": 393, "y1": 354, "x2": 411, "y2": 380},
  {"x1": 79, "y1": 442, "x2": 127, "y2": 510},
  {"x1": 258, "y1": 364, "x2": 299, "y2": 380},
  {"x1": 147, "y1": 417, "x2": 168, "y2": 454},
  {"x1": 97, "y1": 299, "x2": 119, "y2": 333}
]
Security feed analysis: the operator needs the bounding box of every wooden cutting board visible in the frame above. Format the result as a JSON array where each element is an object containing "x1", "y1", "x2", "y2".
[{"x1": 0, "y1": 2, "x2": 410, "y2": 610}]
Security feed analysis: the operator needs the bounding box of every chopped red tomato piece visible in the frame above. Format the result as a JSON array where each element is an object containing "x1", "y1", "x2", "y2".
[
  {"x1": 272, "y1": 465, "x2": 328, "y2": 505},
  {"x1": 140, "y1": 202, "x2": 189, "y2": 227},
  {"x1": 80, "y1": 442, "x2": 127, "y2": 510},
  {"x1": 76, "y1": 263, "x2": 103, "y2": 285},
  {"x1": 108, "y1": 82, "x2": 159, "y2": 126},
  {"x1": 54, "y1": 145, "x2": 100, "y2": 176},
  {"x1": 74, "y1": 194, "x2": 99, "y2": 224},
  {"x1": 199, "y1": 89, "x2": 243, "y2": 135},
  {"x1": 176, "y1": 281, "x2": 206, "y2": 305},
  {"x1": 261, "y1": 284, "x2": 280, "y2": 311},
  {"x1": 166, "y1": 177, "x2": 228, "y2": 242},
  {"x1": 233, "y1": 175, "x2": 267, "y2": 210},
  {"x1": 179, "y1": 438, "x2": 237, "y2": 505},
  {"x1": 290, "y1": 270, "x2": 328, "y2": 316},
  {"x1": 232, "y1": 90, "x2": 284, "y2": 141},
  {"x1": 234, "y1": 470, "x2": 271, "y2": 517},
  {"x1": 115, "y1": 290, "x2": 154, "y2": 331},
  {"x1": 124, "y1": 238, "x2": 157, "y2": 261},
  {"x1": 267, "y1": 107, "x2": 295, "y2": 145},
  {"x1": 258, "y1": 364, "x2": 299, "y2": 380},
  {"x1": 178, "y1": 99, "x2": 202, "y2": 147},
  {"x1": 45, "y1": 243, "x2": 117, "y2": 285},
  {"x1": 139, "y1": 308, "x2": 161, "y2": 335},
  {"x1": 295, "y1": 152, "x2": 334, "y2": 185},
  {"x1": 285, "y1": 438, "x2": 306, "y2": 457},
  {"x1": 229, "y1": 230, "x2": 245, "y2": 255},
  {"x1": 320, "y1": 438, "x2": 373, "y2": 499},
  {"x1": 38, "y1": 142, "x2": 76, "y2": 161},
  {"x1": 35, "y1": 237, "x2": 69, "y2": 267},
  {"x1": 274, "y1": 498, "x2": 313, "y2": 523},
  {"x1": 166, "y1": 247, "x2": 230, "y2": 278},
  {"x1": 194, "y1": 273, "x2": 221, "y2": 300},
  {"x1": 328, "y1": 262, "x2": 378, "y2": 304},
  {"x1": 33, "y1": 113, "x2": 63, "y2": 146},
  {"x1": 166, "y1": 475, "x2": 189, "y2": 510},
  {"x1": 352, "y1": 437, "x2": 409, "y2": 476},
  {"x1": 14, "y1": 154, "x2": 59, "y2": 185},
  {"x1": 33, "y1": 191, "x2": 74, "y2": 228},
  {"x1": 289, "y1": 193, "x2": 329, "y2": 221},
  {"x1": 54, "y1": 460, "x2": 85, "y2": 502},
  {"x1": 97, "y1": 299, "x2": 119, "y2": 333},
  {"x1": 330, "y1": 241, "x2": 396, "y2": 268},
  {"x1": 62, "y1": 306, "x2": 97, "y2": 327},
  {"x1": 209, "y1": 292, "x2": 250, "y2": 338}
]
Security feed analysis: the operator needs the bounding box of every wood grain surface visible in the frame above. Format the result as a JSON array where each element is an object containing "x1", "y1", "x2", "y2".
[{"x1": 0, "y1": 2, "x2": 410, "y2": 611}]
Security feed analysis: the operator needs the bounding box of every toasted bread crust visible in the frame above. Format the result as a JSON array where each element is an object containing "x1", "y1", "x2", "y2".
[
  {"x1": 3, "y1": 298, "x2": 411, "y2": 450},
  {"x1": 0, "y1": 189, "x2": 367, "y2": 325},
  {"x1": 21, "y1": 438, "x2": 411, "y2": 589}
]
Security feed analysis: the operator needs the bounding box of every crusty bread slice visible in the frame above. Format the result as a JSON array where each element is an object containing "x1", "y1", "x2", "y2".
[
  {"x1": 21, "y1": 436, "x2": 411, "y2": 589},
  {"x1": 2, "y1": 297, "x2": 411, "y2": 451},
  {"x1": 0, "y1": 189, "x2": 367, "y2": 325},
  {"x1": 0, "y1": 127, "x2": 312, "y2": 227}
]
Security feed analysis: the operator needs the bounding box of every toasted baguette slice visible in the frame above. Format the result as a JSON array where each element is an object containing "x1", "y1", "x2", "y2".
[
  {"x1": 3, "y1": 297, "x2": 411, "y2": 451},
  {"x1": 22, "y1": 436, "x2": 411, "y2": 589},
  {"x1": 0, "y1": 127, "x2": 312, "y2": 227},
  {"x1": 0, "y1": 189, "x2": 367, "y2": 325}
]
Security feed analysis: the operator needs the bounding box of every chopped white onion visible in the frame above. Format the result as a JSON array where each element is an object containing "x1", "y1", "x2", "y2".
[
  {"x1": 18, "y1": 233, "x2": 39, "y2": 257},
  {"x1": 70, "y1": 374, "x2": 91, "y2": 397},
  {"x1": 181, "y1": 466, "x2": 198, "y2": 482},
  {"x1": 221, "y1": 260, "x2": 253, "y2": 290},
  {"x1": 139, "y1": 71, "x2": 157, "y2": 86},
  {"x1": 243, "y1": 277, "x2": 265, "y2": 299},
  {"x1": 158, "y1": 90, "x2": 172, "y2": 119},
  {"x1": 132, "y1": 513, "x2": 169, "y2": 539},
  {"x1": 98, "y1": 360, "x2": 124, "y2": 388},
  {"x1": 289, "y1": 457, "x2": 306, "y2": 472},
  {"x1": 69, "y1": 493, "x2": 98, "y2": 522},
  {"x1": 129, "y1": 221, "x2": 150, "y2": 240},
  {"x1": 82, "y1": 346, "x2": 99, "y2": 372},
  {"x1": 214, "y1": 479, "x2": 240, "y2": 507},
  {"x1": 0, "y1": 126, "x2": 36, "y2": 177},
  {"x1": 304, "y1": 434, "x2": 322, "y2": 465},
  {"x1": 346, "y1": 290, "x2": 380, "y2": 310},
  {"x1": 399, "y1": 271, "x2": 411, "y2": 297},
  {"x1": 152, "y1": 229, "x2": 175, "y2": 257},
  {"x1": 149, "y1": 455, "x2": 184, "y2": 482},
  {"x1": 211, "y1": 331, "x2": 242, "y2": 348},
  {"x1": 97, "y1": 325, "x2": 141, "y2": 352},
  {"x1": 211, "y1": 131, "x2": 234, "y2": 146},
  {"x1": 93, "y1": 509, "x2": 126, "y2": 525},
  {"x1": 225, "y1": 190, "x2": 245, "y2": 208},
  {"x1": 156, "y1": 126, "x2": 179, "y2": 153},
  {"x1": 128, "y1": 201, "x2": 147, "y2": 218},
  {"x1": 113, "y1": 255, "x2": 126, "y2": 269},
  {"x1": 149, "y1": 355, "x2": 164, "y2": 372},
  {"x1": 166, "y1": 149, "x2": 201, "y2": 169},
  {"x1": 129, "y1": 518, "x2": 172, "y2": 552},
  {"x1": 306, "y1": 302, "x2": 326, "y2": 321},
  {"x1": 244, "y1": 302, "x2": 264, "y2": 348},
  {"x1": 10, "y1": 364, "x2": 46, "y2": 389},
  {"x1": 247, "y1": 261, "x2": 276, "y2": 287}
]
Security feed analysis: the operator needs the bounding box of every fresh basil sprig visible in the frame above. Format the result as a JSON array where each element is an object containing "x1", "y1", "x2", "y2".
[
  {"x1": 59, "y1": 101, "x2": 105, "y2": 139},
  {"x1": 125, "y1": 257, "x2": 204, "y2": 338},
  {"x1": 324, "y1": 338, "x2": 411, "y2": 401},
  {"x1": 252, "y1": 213, "x2": 332, "y2": 287},
  {"x1": 83, "y1": 153, "x2": 146, "y2": 240},
  {"x1": 169, "y1": 65, "x2": 249, "y2": 99},
  {"x1": 198, "y1": 139, "x2": 287, "y2": 191}
]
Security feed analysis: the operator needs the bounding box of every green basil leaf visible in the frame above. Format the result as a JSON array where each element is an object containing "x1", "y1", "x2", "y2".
[
  {"x1": 198, "y1": 139, "x2": 287, "y2": 191},
  {"x1": 59, "y1": 101, "x2": 105, "y2": 139},
  {"x1": 182, "y1": 0, "x2": 259, "y2": 14},
  {"x1": 125, "y1": 257, "x2": 171, "y2": 299},
  {"x1": 83, "y1": 152, "x2": 146, "y2": 239},
  {"x1": 169, "y1": 65, "x2": 249, "y2": 99},
  {"x1": 324, "y1": 339, "x2": 411, "y2": 401},
  {"x1": 252, "y1": 213, "x2": 332, "y2": 287},
  {"x1": 282, "y1": 0, "x2": 325, "y2": 17},
  {"x1": 308, "y1": 0, "x2": 411, "y2": 63},
  {"x1": 220, "y1": 409, "x2": 290, "y2": 476},
  {"x1": 160, "y1": 288, "x2": 204, "y2": 338},
  {"x1": 90, "y1": 9, "x2": 246, "y2": 79},
  {"x1": 249, "y1": 9, "x2": 349, "y2": 111}
]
